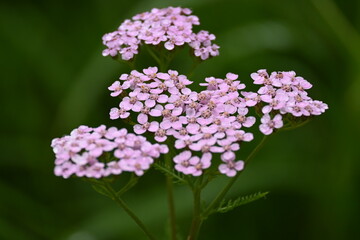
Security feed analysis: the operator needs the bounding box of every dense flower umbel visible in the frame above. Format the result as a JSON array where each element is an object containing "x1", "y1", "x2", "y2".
[
  {"x1": 102, "y1": 7, "x2": 219, "y2": 60},
  {"x1": 248, "y1": 69, "x2": 328, "y2": 135},
  {"x1": 51, "y1": 125, "x2": 168, "y2": 178},
  {"x1": 109, "y1": 68, "x2": 253, "y2": 177},
  {"x1": 108, "y1": 67, "x2": 329, "y2": 176},
  {"x1": 251, "y1": 70, "x2": 328, "y2": 116}
]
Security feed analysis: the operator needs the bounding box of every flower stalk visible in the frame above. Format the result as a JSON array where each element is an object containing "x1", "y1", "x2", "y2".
[
  {"x1": 165, "y1": 146, "x2": 178, "y2": 240},
  {"x1": 51, "y1": 6, "x2": 329, "y2": 240},
  {"x1": 187, "y1": 182, "x2": 203, "y2": 240},
  {"x1": 103, "y1": 182, "x2": 158, "y2": 240},
  {"x1": 203, "y1": 135, "x2": 269, "y2": 218}
]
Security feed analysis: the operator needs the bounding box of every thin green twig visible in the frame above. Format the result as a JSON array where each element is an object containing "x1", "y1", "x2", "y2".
[
  {"x1": 153, "y1": 163, "x2": 186, "y2": 184},
  {"x1": 203, "y1": 135, "x2": 269, "y2": 218},
  {"x1": 103, "y1": 182, "x2": 157, "y2": 240},
  {"x1": 187, "y1": 181, "x2": 203, "y2": 240},
  {"x1": 164, "y1": 145, "x2": 178, "y2": 240},
  {"x1": 145, "y1": 45, "x2": 163, "y2": 68},
  {"x1": 187, "y1": 59, "x2": 202, "y2": 78},
  {"x1": 116, "y1": 174, "x2": 138, "y2": 197}
]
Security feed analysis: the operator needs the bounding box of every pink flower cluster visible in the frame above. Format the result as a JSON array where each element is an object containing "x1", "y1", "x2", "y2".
[
  {"x1": 109, "y1": 67, "x2": 257, "y2": 177},
  {"x1": 252, "y1": 69, "x2": 328, "y2": 117},
  {"x1": 54, "y1": 7, "x2": 329, "y2": 182},
  {"x1": 51, "y1": 125, "x2": 168, "y2": 178},
  {"x1": 109, "y1": 66, "x2": 194, "y2": 142},
  {"x1": 250, "y1": 69, "x2": 328, "y2": 135},
  {"x1": 102, "y1": 7, "x2": 219, "y2": 60}
]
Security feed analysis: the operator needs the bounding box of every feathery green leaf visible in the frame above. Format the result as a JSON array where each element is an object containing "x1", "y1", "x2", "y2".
[
  {"x1": 153, "y1": 162, "x2": 187, "y2": 184},
  {"x1": 215, "y1": 191, "x2": 269, "y2": 214}
]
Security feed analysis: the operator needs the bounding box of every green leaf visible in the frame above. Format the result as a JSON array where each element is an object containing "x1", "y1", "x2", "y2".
[
  {"x1": 153, "y1": 162, "x2": 187, "y2": 184},
  {"x1": 215, "y1": 191, "x2": 269, "y2": 214}
]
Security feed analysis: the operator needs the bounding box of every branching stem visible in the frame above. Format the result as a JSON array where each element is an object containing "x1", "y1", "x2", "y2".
[
  {"x1": 103, "y1": 182, "x2": 157, "y2": 240},
  {"x1": 203, "y1": 135, "x2": 269, "y2": 218},
  {"x1": 187, "y1": 185, "x2": 202, "y2": 240},
  {"x1": 165, "y1": 151, "x2": 178, "y2": 240}
]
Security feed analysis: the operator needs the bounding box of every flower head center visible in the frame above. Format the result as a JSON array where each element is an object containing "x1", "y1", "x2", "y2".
[
  {"x1": 201, "y1": 110, "x2": 212, "y2": 118},
  {"x1": 268, "y1": 120, "x2": 275, "y2": 128},
  {"x1": 203, "y1": 133, "x2": 212, "y2": 139},
  {"x1": 201, "y1": 145, "x2": 210, "y2": 152},
  {"x1": 188, "y1": 117, "x2": 197, "y2": 124},
  {"x1": 162, "y1": 109, "x2": 171, "y2": 117},
  {"x1": 237, "y1": 115, "x2": 246, "y2": 123},
  {"x1": 150, "y1": 94, "x2": 159, "y2": 100},
  {"x1": 130, "y1": 97, "x2": 138, "y2": 104}
]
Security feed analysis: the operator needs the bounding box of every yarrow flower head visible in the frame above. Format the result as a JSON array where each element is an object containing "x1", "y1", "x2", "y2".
[
  {"x1": 107, "y1": 67, "x2": 329, "y2": 176},
  {"x1": 246, "y1": 69, "x2": 329, "y2": 135},
  {"x1": 51, "y1": 125, "x2": 168, "y2": 178},
  {"x1": 109, "y1": 67, "x2": 256, "y2": 177},
  {"x1": 102, "y1": 7, "x2": 219, "y2": 61},
  {"x1": 251, "y1": 69, "x2": 328, "y2": 117}
]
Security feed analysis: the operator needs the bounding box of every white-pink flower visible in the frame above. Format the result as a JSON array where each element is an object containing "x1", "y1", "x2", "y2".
[
  {"x1": 174, "y1": 151, "x2": 211, "y2": 176},
  {"x1": 259, "y1": 114, "x2": 283, "y2": 135},
  {"x1": 108, "y1": 81, "x2": 123, "y2": 97},
  {"x1": 219, "y1": 160, "x2": 244, "y2": 177}
]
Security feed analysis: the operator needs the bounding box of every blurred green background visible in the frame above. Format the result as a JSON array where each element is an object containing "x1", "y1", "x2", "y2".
[{"x1": 1, "y1": 0, "x2": 359, "y2": 239}]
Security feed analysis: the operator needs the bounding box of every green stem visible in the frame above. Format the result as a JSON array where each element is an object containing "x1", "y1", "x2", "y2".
[
  {"x1": 165, "y1": 149, "x2": 177, "y2": 240},
  {"x1": 126, "y1": 60, "x2": 136, "y2": 70},
  {"x1": 203, "y1": 135, "x2": 269, "y2": 217},
  {"x1": 187, "y1": 187, "x2": 202, "y2": 240},
  {"x1": 116, "y1": 174, "x2": 138, "y2": 196},
  {"x1": 145, "y1": 45, "x2": 163, "y2": 69},
  {"x1": 187, "y1": 59, "x2": 202, "y2": 78},
  {"x1": 245, "y1": 135, "x2": 269, "y2": 164},
  {"x1": 113, "y1": 56, "x2": 136, "y2": 70},
  {"x1": 103, "y1": 183, "x2": 157, "y2": 240},
  {"x1": 153, "y1": 163, "x2": 186, "y2": 184},
  {"x1": 122, "y1": 117, "x2": 137, "y2": 126},
  {"x1": 280, "y1": 119, "x2": 311, "y2": 132}
]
